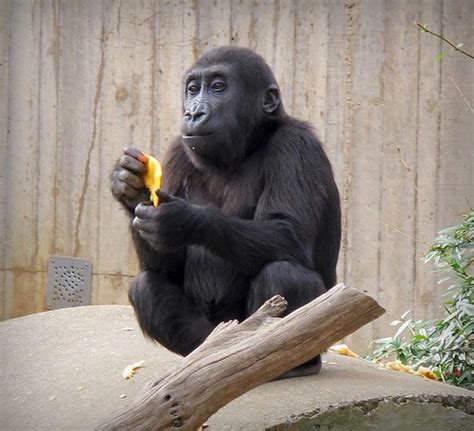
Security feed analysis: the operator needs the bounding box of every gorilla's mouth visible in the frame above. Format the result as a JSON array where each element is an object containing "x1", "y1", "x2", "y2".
[{"x1": 183, "y1": 133, "x2": 213, "y2": 138}]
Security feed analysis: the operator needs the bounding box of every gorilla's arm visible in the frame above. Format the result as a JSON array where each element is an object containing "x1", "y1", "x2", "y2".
[
  {"x1": 110, "y1": 144, "x2": 189, "y2": 274},
  {"x1": 134, "y1": 128, "x2": 336, "y2": 276},
  {"x1": 195, "y1": 209, "x2": 310, "y2": 274},
  {"x1": 134, "y1": 197, "x2": 308, "y2": 275},
  {"x1": 194, "y1": 130, "x2": 332, "y2": 275}
]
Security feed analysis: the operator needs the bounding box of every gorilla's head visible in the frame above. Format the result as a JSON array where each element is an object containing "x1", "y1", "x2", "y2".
[{"x1": 181, "y1": 47, "x2": 285, "y2": 171}]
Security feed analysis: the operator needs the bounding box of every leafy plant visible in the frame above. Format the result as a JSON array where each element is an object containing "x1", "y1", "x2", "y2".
[{"x1": 366, "y1": 211, "x2": 473, "y2": 390}]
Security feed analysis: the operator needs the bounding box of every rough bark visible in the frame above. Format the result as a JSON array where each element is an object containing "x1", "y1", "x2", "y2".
[{"x1": 98, "y1": 283, "x2": 385, "y2": 430}]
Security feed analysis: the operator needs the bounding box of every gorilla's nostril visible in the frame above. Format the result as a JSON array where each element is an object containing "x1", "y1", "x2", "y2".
[{"x1": 190, "y1": 110, "x2": 207, "y2": 123}]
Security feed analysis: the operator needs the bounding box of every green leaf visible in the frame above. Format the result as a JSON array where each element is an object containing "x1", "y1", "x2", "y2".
[
  {"x1": 463, "y1": 303, "x2": 474, "y2": 316},
  {"x1": 394, "y1": 319, "x2": 412, "y2": 339}
]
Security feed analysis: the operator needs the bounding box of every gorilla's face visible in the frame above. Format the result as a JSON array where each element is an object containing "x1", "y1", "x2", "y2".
[
  {"x1": 181, "y1": 50, "x2": 281, "y2": 171},
  {"x1": 181, "y1": 64, "x2": 242, "y2": 169}
]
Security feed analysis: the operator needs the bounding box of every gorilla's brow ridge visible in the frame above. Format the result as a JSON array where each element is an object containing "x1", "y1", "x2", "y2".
[{"x1": 185, "y1": 64, "x2": 233, "y2": 83}]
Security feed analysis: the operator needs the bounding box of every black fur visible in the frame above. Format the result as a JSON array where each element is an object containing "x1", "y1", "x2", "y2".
[{"x1": 111, "y1": 47, "x2": 341, "y2": 377}]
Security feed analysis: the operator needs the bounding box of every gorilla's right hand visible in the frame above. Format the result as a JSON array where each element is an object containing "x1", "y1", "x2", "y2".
[{"x1": 111, "y1": 147, "x2": 149, "y2": 211}]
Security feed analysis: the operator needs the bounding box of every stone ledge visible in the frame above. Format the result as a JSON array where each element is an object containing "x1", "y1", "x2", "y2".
[{"x1": 1, "y1": 305, "x2": 472, "y2": 430}]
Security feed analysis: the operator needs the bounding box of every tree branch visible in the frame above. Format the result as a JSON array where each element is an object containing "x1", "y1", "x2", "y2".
[
  {"x1": 97, "y1": 284, "x2": 385, "y2": 431},
  {"x1": 417, "y1": 23, "x2": 474, "y2": 60}
]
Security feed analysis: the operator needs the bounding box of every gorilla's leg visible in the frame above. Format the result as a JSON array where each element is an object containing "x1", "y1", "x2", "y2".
[
  {"x1": 247, "y1": 261, "x2": 327, "y2": 378},
  {"x1": 129, "y1": 271, "x2": 214, "y2": 356}
]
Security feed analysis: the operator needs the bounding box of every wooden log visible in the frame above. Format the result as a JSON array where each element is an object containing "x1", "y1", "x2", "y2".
[{"x1": 98, "y1": 284, "x2": 385, "y2": 430}]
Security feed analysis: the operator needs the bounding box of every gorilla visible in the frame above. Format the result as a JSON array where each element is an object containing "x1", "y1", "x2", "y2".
[{"x1": 111, "y1": 46, "x2": 341, "y2": 377}]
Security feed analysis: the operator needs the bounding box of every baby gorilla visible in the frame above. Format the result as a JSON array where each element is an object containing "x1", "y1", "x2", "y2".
[{"x1": 111, "y1": 47, "x2": 341, "y2": 378}]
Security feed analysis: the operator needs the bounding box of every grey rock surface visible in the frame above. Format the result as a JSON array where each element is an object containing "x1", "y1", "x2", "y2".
[{"x1": 1, "y1": 305, "x2": 472, "y2": 430}]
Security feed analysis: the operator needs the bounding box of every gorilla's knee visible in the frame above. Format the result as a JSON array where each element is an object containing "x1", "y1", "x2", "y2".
[
  {"x1": 248, "y1": 261, "x2": 326, "y2": 315},
  {"x1": 253, "y1": 261, "x2": 294, "y2": 285},
  {"x1": 247, "y1": 262, "x2": 289, "y2": 314}
]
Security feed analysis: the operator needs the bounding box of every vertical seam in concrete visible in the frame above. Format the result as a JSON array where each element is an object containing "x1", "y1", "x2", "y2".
[
  {"x1": 324, "y1": 1, "x2": 342, "y2": 278},
  {"x1": 97, "y1": 2, "x2": 107, "y2": 295},
  {"x1": 248, "y1": 0, "x2": 257, "y2": 52},
  {"x1": 1, "y1": 0, "x2": 12, "y2": 318},
  {"x1": 6, "y1": 1, "x2": 18, "y2": 317},
  {"x1": 375, "y1": 0, "x2": 387, "y2": 335},
  {"x1": 271, "y1": 0, "x2": 280, "y2": 68},
  {"x1": 73, "y1": 18, "x2": 106, "y2": 257},
  {"x1": 155, "y1": 3, "x2": 164, "y2": 151},
  {"x1": 435, "y1": 0, "x2": 444, "y2": 232},
  {"x1": 290, "y1": 0, "x2": 297, "y2": 114},
  {"x1": 323, "y1": 3, "x2": 330, "y2": 148},
  {"x1": 34, "y1": 1, "x2": 43, "y2": 269},
  {"x1": 413, "y1": 4, "x2": 422, "y2": 316},
  {"x1": 52, "y1": 0, "x2": 61, "y2": 256},
  {"x1": 180, "y1": 2, "x2": 189, "y2": 126},
  {"x1": 117, "y1": 0, "x2": 123, "y2": 36},
  {"x1": 228, "y1": 0, "x2": 232, "y2": 45},
  {"x1": 5, "y1": 0, "x2": 13, "y2": 237},
  {"x1": 229, "y1": 0, "x2": 233, "y2": 45},
  {"x1": 192, "y1": 0, "x2": 200, "y2": 61},
  {"x1": 150, "y1": 1, "x2": 157, "y2": 152},
  {"x1": 341, "y1": 0, "x2": 355, "y2": 285}
]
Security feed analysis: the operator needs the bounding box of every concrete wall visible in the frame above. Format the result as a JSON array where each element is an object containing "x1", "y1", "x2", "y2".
[{"x1": 1, "y1": 0, "x2": 473, "y2": 351}]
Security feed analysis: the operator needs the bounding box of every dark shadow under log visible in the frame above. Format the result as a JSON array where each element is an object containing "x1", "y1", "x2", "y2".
[{"x1": 98, "y1": 283, "x2": 385, "y2": 430}]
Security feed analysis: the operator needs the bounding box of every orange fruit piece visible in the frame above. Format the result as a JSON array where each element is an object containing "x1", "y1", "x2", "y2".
[{"x1": 140, "y1": 153, "x2": 163, "y2": 207}]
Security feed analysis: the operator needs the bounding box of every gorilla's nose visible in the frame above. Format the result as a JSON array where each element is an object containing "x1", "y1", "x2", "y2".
[{"x1": 184, "y1": 103, "x2": 210, "y2": 125}]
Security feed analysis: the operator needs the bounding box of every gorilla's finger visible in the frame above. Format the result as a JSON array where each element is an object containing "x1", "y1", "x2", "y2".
[
  {"x1": 124, "y1": 147, "x2": 150, "y2": 165},
  {"x1": 124, "y1": 147, "x2": 143, "y2": 159},
  {"x1": 132, "y1": 217, "x2": 154, "y2": 233},
  {"x1": 117, "y1": 170, "x2": 144, "y2": 189},
  {"x1": 119, "y1": 155, "x2": 147, "y2": 174},
  {"x1": 134, "y1": 201, "x2": 155, "y2": 218},
  {"x1": 120, "y1": 182, "x2": 139, "y2": 199},
  {"x1": 112, "y1": 180, "x2": 137, "y2": 199},
  {"x1": 156, "y1": 189, "x2": 176, "y2": 203}
]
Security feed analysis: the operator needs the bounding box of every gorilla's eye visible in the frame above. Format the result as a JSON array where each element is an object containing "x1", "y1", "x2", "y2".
[
  {"x1": 187, "y1": 84, "x2": 200, "y2": 95},
  {"x1": 211, "y1": 81, "x2": 226, "y2": 91}
]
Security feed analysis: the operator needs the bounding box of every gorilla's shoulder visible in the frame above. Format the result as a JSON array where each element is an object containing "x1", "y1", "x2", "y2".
[{"x1": 265, "y1": 118, "x2": 326, "y2": 161}]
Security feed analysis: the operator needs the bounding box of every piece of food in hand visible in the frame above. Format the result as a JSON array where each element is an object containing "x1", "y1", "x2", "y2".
[{"x1": 138, "y1": 153, "x2": 163, "y2": 206}]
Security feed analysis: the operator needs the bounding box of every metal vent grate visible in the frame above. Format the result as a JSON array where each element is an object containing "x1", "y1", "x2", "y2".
[{"x1": 47, "y1": 256, "x2": 92, "y2": 310}]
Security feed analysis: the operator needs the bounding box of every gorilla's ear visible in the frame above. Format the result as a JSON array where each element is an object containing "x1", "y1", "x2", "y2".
[{"x1": 263, "y1": 84, "x2": 281, "y2": 114}]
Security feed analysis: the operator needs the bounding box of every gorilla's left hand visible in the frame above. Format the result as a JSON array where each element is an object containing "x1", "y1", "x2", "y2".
[{"x1": 133, "y1": 190, "x2": 204, "y2": 250}]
